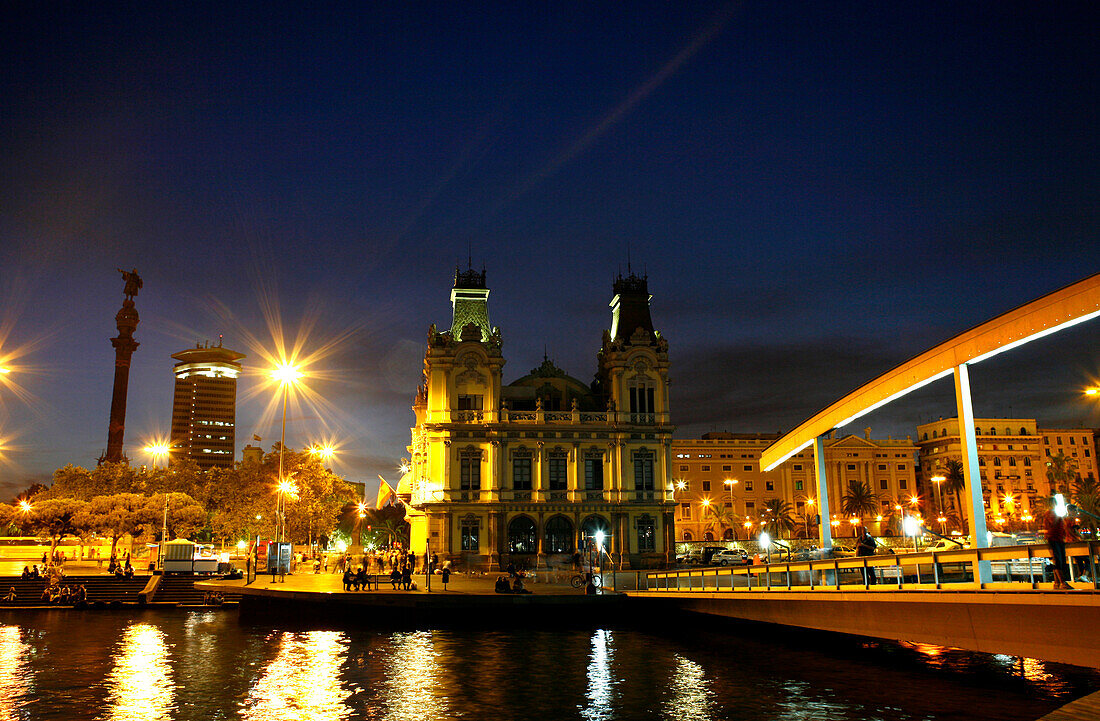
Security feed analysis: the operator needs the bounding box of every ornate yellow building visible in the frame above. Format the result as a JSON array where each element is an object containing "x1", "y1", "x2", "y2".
[{"x1": 398, "y1": 267, "x2": 676, "y2": 568}]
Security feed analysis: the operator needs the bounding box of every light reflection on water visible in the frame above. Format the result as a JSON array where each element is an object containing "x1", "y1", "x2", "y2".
[
  {"x1": 0, "y1": 610, "x2": 1097, "y2": 720},
  {"x1": 582, "y1": 629, "x2": 615, "y2": 721},
  {"x1": 101, "y1": 623, "x2": 174, "y2": 721},
  {"x1": 0, "y1": 625, "x2": 30, "y2": 718},
  {"x1": 381, "y1": 631, "x2": 446, "y2": 721},
  {"x1": 661, "y1": 654, "x2": 713, "y2": 721},
  {"x1": 240, "y1": 631, "x2": 351, "y2": 721}
]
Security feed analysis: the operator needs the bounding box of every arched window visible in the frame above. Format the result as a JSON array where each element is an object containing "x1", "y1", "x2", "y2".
[
  {"x1": 1024, "y1": 457, "x2": 1032, "y2": 467},
  {"x1": 1005, "y1": 427, "x2": 1012, "y2": 436},
  {"x1": 979, "y1": 457, "x2": 986, "y2": 466},
  {"x1": 723, "y1": 528, "x2": 734, "y2": 541},
  {"x1": 703, "y1": 531, "x2": 714, "y2": 541},
  {"x1": 922, "y1": 433, "x2": 929, "y2": 441},
  {"x1": 1020, "y1": 427, "x2": 1028, "y2": 436},
  {"x1": 931, "y1": 430, "x2": 938, "y2": 438},
  {"x1": 508, "y1": 516, "x2": 537, "y2": 554},
  {"x1": 989, "y1": 428, "x2": 997, "y2": 435},
  {"x1": 543, "y1": 515, "x2": 574, "y2": 553},
  {"x1": 1009, "y1": 458, "x2": 1017, "y2": 467},
  {"x1": 683, "y1": 531, "x2": 693, "y2": 541},
  {"x1": 993, "y1": 457, "x2": 1002, "y2": 466}
]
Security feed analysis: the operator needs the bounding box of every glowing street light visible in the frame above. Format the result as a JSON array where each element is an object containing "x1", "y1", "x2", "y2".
[
  {"x1": 759, "y1": 531, "x2": 771, "y2": 563},
  {"x1": 1085, "y1": 388, "x2": 1098, "y2": 396},
  {"x1": 903, "y1": 515, "x2": 921, "y2": 551},
  {"x1": 0, "y1": 367, "x2": 9, "y2": 374},
  {"x1": 143, "y1": 442, "x2": 171, "y2": 469},
  {"x1": 309, "y1": 444, "x2": 336, "y2": 462}
]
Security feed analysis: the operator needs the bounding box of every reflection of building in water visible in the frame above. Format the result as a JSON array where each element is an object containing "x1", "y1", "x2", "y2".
[
  {"x1": 399, "y1": 267, "x2": 675, "y2": 568},
  {"x1": 103, "y1": 623, "x2": 174, "y2": 721},
  {"x1": 241, "y1": 631, "x2": 349, "y2": 721},
  {"x1": 583, "y1": 629, "x2": 615, "y2": 721},
  {"x1": 0, "y1": 626, "x2": 30, "y2": 719}
]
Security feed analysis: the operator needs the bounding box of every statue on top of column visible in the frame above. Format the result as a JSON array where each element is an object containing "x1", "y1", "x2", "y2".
[{"x1": 118, "y1": 268, "x2": 142, "y2": 301}]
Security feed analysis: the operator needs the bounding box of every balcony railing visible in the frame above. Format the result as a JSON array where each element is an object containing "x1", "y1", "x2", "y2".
[
  {"x1": 442, "y1": 409, "x2": 669, "y2": 426},
  {"x1": 429, "y1": 488, "x2": 674, "y2": 504}
]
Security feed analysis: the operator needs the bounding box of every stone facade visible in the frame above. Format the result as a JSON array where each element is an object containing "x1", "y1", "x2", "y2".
[
  {"x1": 398, "y1": 267, "x2": 676, "y2": 568},
  {"x1": 672, "y1": 432, "x2": 918, "y2": 541}
]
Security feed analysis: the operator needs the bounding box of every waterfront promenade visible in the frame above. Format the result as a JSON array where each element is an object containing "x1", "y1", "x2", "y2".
[{"x1": 198, "y1": 569, "x2": 623, "y2": 625}]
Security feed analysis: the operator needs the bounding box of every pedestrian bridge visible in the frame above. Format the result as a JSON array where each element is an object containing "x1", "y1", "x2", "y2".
[{"x1": 621, "y1": 542, "x2": 1100, "y2": 667}]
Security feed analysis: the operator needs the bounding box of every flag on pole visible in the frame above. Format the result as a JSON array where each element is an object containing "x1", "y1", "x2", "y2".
[
  {"x1": 376, "y1": 476, "x2": 402, "y2": 509},
  {"x1": 252, "y1": 434, "x2": 262, "y2": 442}
]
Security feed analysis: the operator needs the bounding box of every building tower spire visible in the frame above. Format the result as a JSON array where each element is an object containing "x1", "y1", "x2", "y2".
[
  {"x1": 450, "y1": 262, "x2": 493, "y2": 342},
  {"x1": 101, "y1": 268, "x2": 142, "y2": 464}
]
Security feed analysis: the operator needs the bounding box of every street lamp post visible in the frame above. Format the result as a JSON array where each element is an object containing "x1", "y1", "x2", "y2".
[
  {"x1": 270, "y1": 363, "x2": 303, "y2": 549},
  {"x1": 723, "y1": 479, "x2": 738, "y2": 539},
  {"x1": 930, "y1": 475, "x2": 946, "y2": 519}
]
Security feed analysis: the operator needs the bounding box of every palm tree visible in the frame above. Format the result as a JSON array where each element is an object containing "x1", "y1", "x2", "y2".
[
  {"x1": 841, "y1": 480, "x2": 880, "y2": 535},
  {"x1": 942, "y1": 458, "x2": 966, "y2": 525},
  {"x1": 1047, "y1": 452, "x2": 1079, "y2": 495},
  {"x1": 1072, "y1": 475, "x2": 1100, "y2": 536},
  {"x1": 761, "y1": 498, "x2": 796, "y2": 539},
  {"x1": 703, "y1": 503, "x2": 739, "y2": 540}
]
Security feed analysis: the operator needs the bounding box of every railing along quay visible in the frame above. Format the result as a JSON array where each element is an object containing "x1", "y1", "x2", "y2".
[{"x1": 627, "y1": 542, "x2": 1100, "y2": 593}]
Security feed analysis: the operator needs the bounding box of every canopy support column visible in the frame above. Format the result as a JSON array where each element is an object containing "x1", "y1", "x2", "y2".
[
  {"x1": 814, "y1": 435, "x2": 833, "y2": 549},
  {"x1": 954, "y1": 362, "x2": 992, "y2": 584}
]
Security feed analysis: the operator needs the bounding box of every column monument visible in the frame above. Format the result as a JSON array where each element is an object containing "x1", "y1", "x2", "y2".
[{"x1": 100, "y1": 268, "x2": 142, "y2": 464}]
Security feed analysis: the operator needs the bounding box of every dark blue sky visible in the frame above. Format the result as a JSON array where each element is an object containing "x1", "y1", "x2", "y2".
[{"x1": 1, "y1": 2, "x2": 1097, "y2": 500}]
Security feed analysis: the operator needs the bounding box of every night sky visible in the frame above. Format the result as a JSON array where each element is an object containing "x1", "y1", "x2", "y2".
[{"x1": 1, "y1": 3, "x2": 1097, "y2": 501}]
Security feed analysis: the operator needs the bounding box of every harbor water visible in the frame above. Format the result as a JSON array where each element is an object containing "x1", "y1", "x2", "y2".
[{"x1": 0, "y1": 609, "x2": 1097, "y2": 720}]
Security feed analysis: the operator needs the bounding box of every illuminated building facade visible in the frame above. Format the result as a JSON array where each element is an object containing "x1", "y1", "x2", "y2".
[
  {"x1": 672, "y1": 432, "x2": 918, "y2": 541},
  {"x1": 399, "y1": 267, "x2": 675, "y2": 568},
  {"x1": 169, "y1": 341, "x2": 244, "y2": 469},
  {"x1": 916, "y1": 418, "x2": 1098, "y2": 519}
]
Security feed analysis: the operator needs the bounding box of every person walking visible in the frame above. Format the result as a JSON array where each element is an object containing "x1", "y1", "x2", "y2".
[{"x1": 1044, "y1": 503, "x2": 1076, "y2": 590}]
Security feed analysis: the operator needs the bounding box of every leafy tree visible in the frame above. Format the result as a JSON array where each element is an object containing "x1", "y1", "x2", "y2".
[
  {"x1": 761, "y1": 498, "x2": 796, "y2": 539},
  {"x1": 841, "y1": 480, "x2": 880, "y2": 534},
  {"x1": 12, "y1": 482, "x2": 48, "y2": 503},
  {"x1": 1046, "y1": 452, "x2": 1079, "y2": 495},
  {"x1": 41, "y1": 462, "x2": 140, "y2": 501},
  {"x1": 282, "y1": 451, "x2": 359, "y2": 545},
  {"x1": 22, "y1": 498, "x2": 89, "y2": 556},
  {"x1": 145, "y1": 493, "x2": 206, "y2": 540},
  {"x1": 76, "y1": 493, "x2": 149, "y2": 556}
]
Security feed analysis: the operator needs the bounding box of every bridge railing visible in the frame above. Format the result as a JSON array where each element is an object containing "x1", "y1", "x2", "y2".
[{"x1": 638, "y1": 542, "x2": 1100, "y2": 593}]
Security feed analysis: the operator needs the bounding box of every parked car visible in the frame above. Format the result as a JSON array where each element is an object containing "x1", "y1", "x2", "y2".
[
  {"x1": 926, "y1": 539, "x2": 967, "y2": 552},
  {"x1": 711, "y1": 549, "x2": 750, "y2": 566},
  {"x1": 828, "y1": 544, "x2": 856, "y2": 558},
  {"x1": 681, "y1": 545, "x2": 726, "y2": 565}
]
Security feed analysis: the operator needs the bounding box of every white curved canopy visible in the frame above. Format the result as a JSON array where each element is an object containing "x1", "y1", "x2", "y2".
[{"x1": 761, "y1": 272, "x2": 1100, "y2": 471}]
